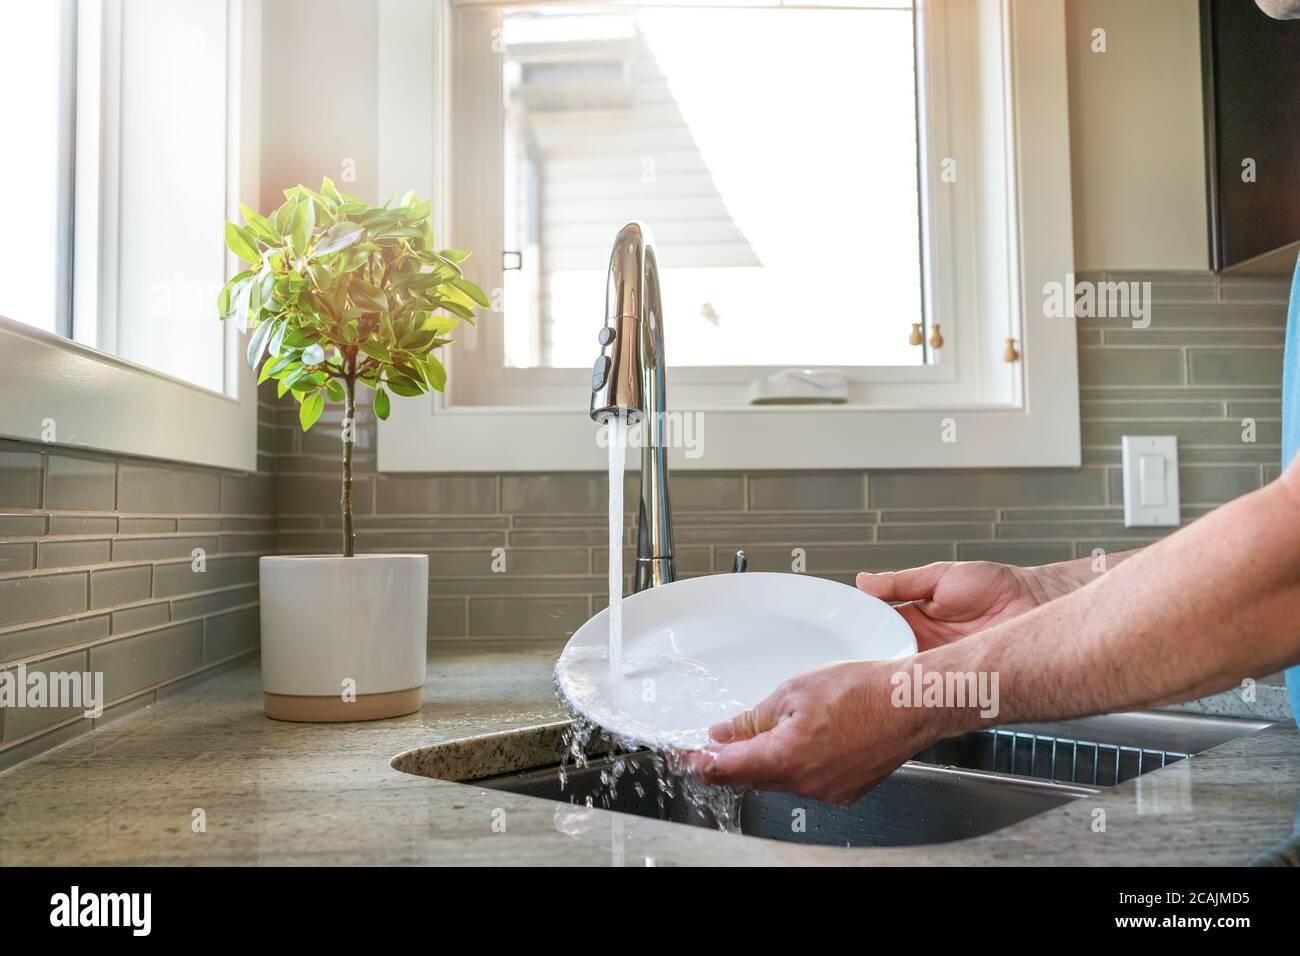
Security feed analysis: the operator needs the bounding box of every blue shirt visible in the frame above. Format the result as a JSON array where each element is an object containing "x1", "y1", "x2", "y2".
[{"x1": 1282, "y1": 256, "x2": 1300, "y2": 712}]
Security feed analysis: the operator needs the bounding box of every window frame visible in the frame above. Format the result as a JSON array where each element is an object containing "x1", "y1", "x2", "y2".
[
  {"x1": 0, "y1": 0, "x2": 262, "y2": 473},
  {"x1": 376, "y1": 0, "x2": 1080, "y2": 471}
]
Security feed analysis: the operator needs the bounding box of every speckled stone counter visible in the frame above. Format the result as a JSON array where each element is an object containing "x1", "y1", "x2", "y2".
[{"x1": 0, "y1": 640, "x2": 1296, "y2": 866}]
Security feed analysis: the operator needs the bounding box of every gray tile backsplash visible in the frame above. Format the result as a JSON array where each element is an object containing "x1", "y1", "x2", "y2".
[
  {"x1": 1, "y1": 269, "x2": 1289, "y2": 767},
  {"x1": 0, "y1": 385, "x2": 276, "y2": 763}
]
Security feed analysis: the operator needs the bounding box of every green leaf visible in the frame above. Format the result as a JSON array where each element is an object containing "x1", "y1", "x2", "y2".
[
  {"x1": 358, "y1": 341, "x2": 390, "y2": 362},
  {"x1": 246, "y1": 319, "x2": 274, "y2": 370},
  {"x1": 269, "y1": 319, "x2": 288, "y2": 357},
  {"x1": 225, "y1": 222, "x2": 261, "y2": 264},
  {"x1": 299, "y1": 391, "x2": 325, "y2": 431},
  {"x1": 385, "y1": 372, "x2": 424, "y2": 397},
  {"x1": 424, "y1": 354, "x2": 447, "y2": 392},
  {"x1": 321, "y1": 177, "x2": 343, "y2": 205},
  {"x1": 289, "y1": 199, "x2": 314, "y2": 255},
  {"x1": 439, "y1": 249, "x2": 471, "y2": 263},
  {"x1": 240, "y1": 203, "x2": 282, "y2": 246},
  {"x1": 300, "y1": 342, "x2": 326, "y2": 366},
  {"x1": 314, "y1": 221, "x2": 363, "y2": 257},
  {"x1": 449, "y1": 276, "x2": 489, "y2": 308},
  {"x1": 373, "y1": 387, "x2": 391, "y2": 420},
  {"x1": 325, "y1": 378, "x2": 346, "y2": 402},
  {"x1": 350, "y1": 280, "x2": 389, "y2": 313}
]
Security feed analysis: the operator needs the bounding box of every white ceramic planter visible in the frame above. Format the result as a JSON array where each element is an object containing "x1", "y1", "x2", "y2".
[{"x1": 259, "y1": 554, "x2": 428, "y2": 721}]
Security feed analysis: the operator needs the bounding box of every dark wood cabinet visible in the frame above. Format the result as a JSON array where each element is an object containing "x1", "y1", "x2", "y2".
[{"x1": 1200, "y1": 0, "x2": 1300, "y2": 271}]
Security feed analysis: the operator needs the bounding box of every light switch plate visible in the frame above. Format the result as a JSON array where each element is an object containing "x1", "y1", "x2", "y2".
[{"x1": 1121, "y1": 436, "x2": 1180, "y2": 527}]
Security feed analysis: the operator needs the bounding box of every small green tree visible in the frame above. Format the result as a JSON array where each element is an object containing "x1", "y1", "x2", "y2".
[{"x1": 219, "y1": 179, "x2": 487, "y2": 557}]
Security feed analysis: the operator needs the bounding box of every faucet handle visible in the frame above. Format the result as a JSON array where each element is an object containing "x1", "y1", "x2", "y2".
[{"x1": 731, "y1": 550, "x2": 747, "y2": 573}]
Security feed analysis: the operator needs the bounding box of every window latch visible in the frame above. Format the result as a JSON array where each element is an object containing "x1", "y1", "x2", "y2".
[{"x1": 503, "y1": 251, "x2": 523, "y2": 271}]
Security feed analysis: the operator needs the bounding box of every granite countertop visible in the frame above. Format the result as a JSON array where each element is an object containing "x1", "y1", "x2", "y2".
[{"x1": 0, "y1": 640, "x2": 1296, "y2": 866}]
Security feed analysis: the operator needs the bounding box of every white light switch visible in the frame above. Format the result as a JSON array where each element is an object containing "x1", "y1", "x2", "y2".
[{"x1": 1122, "y1": 436, "x2": 1179, "y2": 527}]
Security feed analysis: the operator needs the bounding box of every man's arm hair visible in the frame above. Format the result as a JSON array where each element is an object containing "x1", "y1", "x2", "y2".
[{"x1": 924, "y1": 460, "x2": 1300, "y2": 732}]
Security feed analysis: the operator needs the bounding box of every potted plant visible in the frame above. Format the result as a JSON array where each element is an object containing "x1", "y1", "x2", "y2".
[{"x1": 219, "y1": 179, "x2": 487, "y2": 721}]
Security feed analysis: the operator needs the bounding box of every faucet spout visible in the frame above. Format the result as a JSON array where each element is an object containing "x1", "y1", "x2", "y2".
[{"x1": 590, "y1": 221, "x2": 675, "y2": 592}]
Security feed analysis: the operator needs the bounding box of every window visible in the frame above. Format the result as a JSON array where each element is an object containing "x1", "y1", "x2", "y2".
[
  {"x1": 375, "y1": 0, "x2": 1081, "y2": 470},
  {"x1": 0, "y1": 0, "x2": 260, "y2": 471},
  {"x1": 0, "y1": 0, "x2": 75, "y2": 336},
  {"x1": 497, "y1": 2, "x2": 923, "y2": 371}
]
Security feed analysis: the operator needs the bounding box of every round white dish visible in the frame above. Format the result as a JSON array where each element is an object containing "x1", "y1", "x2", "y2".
[{"x1": 554, "y1": 572, "x2": 917, "y2": 750}]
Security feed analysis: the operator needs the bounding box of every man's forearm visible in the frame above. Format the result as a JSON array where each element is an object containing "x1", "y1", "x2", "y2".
[
  {"x1": 921, "y1": 469, "x2": 1300, "y2": 735},
  {"x1": 1023, "y1": 547, "x2": 1143, "y2": 603}
]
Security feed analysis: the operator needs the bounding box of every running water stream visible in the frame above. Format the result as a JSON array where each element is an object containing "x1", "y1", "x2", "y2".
[{"x1": 606, "y1": 413, "x2": 627, "y2": 697}]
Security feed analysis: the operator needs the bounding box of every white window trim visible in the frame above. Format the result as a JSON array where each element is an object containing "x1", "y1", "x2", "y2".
[
  {"x1": 378, "y1": 0, "x2": 1079, "y2": 471},
  {"x1": 0, "y1": 0, "x2": 262, "y2": 473}
]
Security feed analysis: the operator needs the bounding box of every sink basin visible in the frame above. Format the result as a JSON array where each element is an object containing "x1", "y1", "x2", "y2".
[{"x1": 468, "y1": 711, "x2": 1271, "y2": 848}]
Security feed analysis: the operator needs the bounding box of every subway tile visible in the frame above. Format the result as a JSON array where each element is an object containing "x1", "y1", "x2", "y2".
[
  {"x1": 0, "y1": 543, "x2": 35, "y2": 573},
  {"x1": 956, "y1": 542, "x2": 1075, "y2": 565},
  {"x1": 427, "y1": 548, "x2": 588, "y2": 577},
  {"x1": 1000, "y1": 506, "x2": 1124, "y2": 521},
  {"x1": 468, "y1": 596, "x2": 590, "y2": 637},
  {"x1": 171, "y1": 585, "x2": 258, "y2": 620},
  {"x1": 204, "y1": 607, "x2": 259, "y2": 663},
  {"x1": 0, "y1": 446, "x2": 44, "y2": 509},
  {"x1": 180, "y1": 518, "x2": 226, "y2": 534},
  {"x1": 1225, "y1": 400, "x2": 1284, "y2": 419},
  {"x1": 1103, "y1": 329, "x2": 1285, "y2": 347},
  {"x1": 1188, "y1": 350, "x2": 1284, "y2": 387},
  {"x1": 428, "y1": 598, "x2": 467, "y2": 638},
  {"x1": 748, "y1": 474, "x2": 863, "y2": 511},
  {"x1": 879, "y1": 509, "x2": 997, "y2": 523},
  {"x1": 1, "y1": 649, "x2": 92, "y2": 741},
  {"x1": 0, "y1": 514, "x2": 46, "y2": 536},
  {"x1": 869, "y1": 470, "x2": 1107, "y2": 509},
  {"x1": 877, "y1": 523, "x2": 993, "y2": 542},
  {"x1": 153, "y1": 556, "x2": 257, "y2": 598},
  {"x1": 118, "y1": 517, "x2": 177, "y2": 534},
  {"x1": 1080, "y1": 385, "x2": 1280, "y2": 402},
  {"x1": 1080, "y1": 400, "x2": 1226, "y2": 420},
  {"x1": 501, "y1": 473, "x2": 605, "y2": 514},
  {"x1": 118, "y1": 463, "x2": 221, "y2": 514},
  {"x1": 1177, "y1": 466, "x2": 1261, "y2": 503},
  {"x1": 375, "y1": 475, "x2": 498, "y2": 514},
  {"x1": 0, "y1": 614, "x2": 109, "y2": 664},
  {"x1": 111, "y1": 602, "x2": 171, "y2": 634},
  {"x1": 675, "y1": 522, "x2": 876, "y2": 547},
  {"x1": 37, "y1": 539, "x2": 111, "y2": 569},
  {"x1": 668, "y1": 475, "x2": 746, "y2": 512},
  {"x1": 89, "y1": 566, "x2": 152, "y2": 609},
  {"x1": 995, "y1": 521, "x2": 1152, "y2": 541},
  {"x1": 218, "y1": 531, "x2": 273, "y2": 554},
  {"x1": 429, "y1": 576, "x2": 604, "y2": 597},
  {"x1": 275, "y1": 474, "x2": 373, "y2": 516},
  {"x1": 45, "y1": 454, "x2": 116, "y2": 511},
  {"x1": 89, "y1": 621, "x2": 204, "y2": 700},
  {"x1": 111, "y1": 535, "x2": 221, "y2": 562},
  {"x1": 47, "y1": 516, "x2": 118, "y2": 535},
  {"x1": 0, "y1": 573, "x2": 88, "y2": 627},
  {"x1": 509, "y1": 529, "x2": 614, "y2": 548},
  {"x1": 1078, "y1": 349, "x2": 1184, "y2": 387},
  {"x1": 1083, "y1": 421, "x2": 1281, "y2": 446},
  {"x1": 352, "y1": 514, "x2": 509, "y2": 531},
  {"x1": 221, "y1": 473, "x2": 274, "y2": 516}
]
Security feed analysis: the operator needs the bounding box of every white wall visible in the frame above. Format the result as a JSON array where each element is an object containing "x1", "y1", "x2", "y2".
[
  {"x1": 1065, "y1": 0, "x2": 1209, "y2": 272},
  {"x1": 259, "y1": 0, "x2": 379, "y2": 209}
]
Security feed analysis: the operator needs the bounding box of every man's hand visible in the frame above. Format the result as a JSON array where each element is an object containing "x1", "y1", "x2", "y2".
[
  {"x1": 684, "y1": 660, "x2": 945, "y2": 805},
  {"x1": 856, "y1": 561, "x2": 1072, "y2": 651}
]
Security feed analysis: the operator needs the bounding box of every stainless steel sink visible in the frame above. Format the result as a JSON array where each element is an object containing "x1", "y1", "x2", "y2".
[{"x1": 475, "y1": 711, "x2": 1271, "y2": 848}]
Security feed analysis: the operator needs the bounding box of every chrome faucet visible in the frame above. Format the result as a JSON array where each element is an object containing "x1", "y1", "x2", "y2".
[{"x1": 590, "y1": 221, "x2": 676, "y2": 592}]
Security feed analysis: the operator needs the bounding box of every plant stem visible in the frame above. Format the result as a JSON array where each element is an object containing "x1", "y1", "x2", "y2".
[{"x1": 341, "y1": 354, "x2": 357, "y2": 558}]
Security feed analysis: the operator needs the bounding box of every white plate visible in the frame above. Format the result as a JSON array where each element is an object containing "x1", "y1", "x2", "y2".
[{"x1": 554, "y1": 572, "x2": 917, "y2": 751}]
